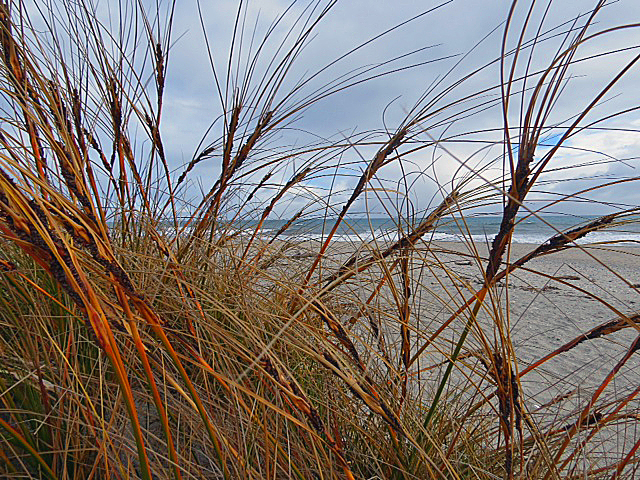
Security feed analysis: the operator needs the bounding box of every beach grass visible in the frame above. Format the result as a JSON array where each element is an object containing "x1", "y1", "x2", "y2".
[{"x1": 0, "y1": 0, "x2": 639, "y2": 478}]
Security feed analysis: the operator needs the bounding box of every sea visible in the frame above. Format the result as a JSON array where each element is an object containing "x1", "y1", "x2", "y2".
[{"x1": 252, "y1": 214, "x2": 640, "y2": 245}]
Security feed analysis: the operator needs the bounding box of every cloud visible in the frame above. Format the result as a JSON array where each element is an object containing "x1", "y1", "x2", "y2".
[
  {"x1": 154, "y1": 1, "x2": 640, "y2": 217},
  {"x1": 25, "y1": 0, "x2": 640, "y2": 217},
  {"x1": 530, "y1": 125, "x2": 640, "y2": 213}
]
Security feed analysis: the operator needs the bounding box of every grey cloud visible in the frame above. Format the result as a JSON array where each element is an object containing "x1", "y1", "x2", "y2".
[{"x1": 146, "y1": 1, "x2": 640, "y2": 215}]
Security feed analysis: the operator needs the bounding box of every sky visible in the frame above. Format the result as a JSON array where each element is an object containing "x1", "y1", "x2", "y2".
[
  {"x1": 150, "y1": 0, "x2": 640, "y2": 219},
  {"x1": 24, "y1": 0, "x2": 640, "y2": 219}
]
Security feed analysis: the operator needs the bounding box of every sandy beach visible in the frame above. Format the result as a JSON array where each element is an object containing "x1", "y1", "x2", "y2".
[
  {"x1": 275, "y1": 238, "x2": 640, "y2": 464},
  {"x1": 278, "y1": 240, "x2": 640, "y2": 394},
  {"x1": 428, "y1": 242, "x2": 640, "y2": 400}
]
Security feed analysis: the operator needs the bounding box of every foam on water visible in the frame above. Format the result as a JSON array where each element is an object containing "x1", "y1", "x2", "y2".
[
  {"x1": 255, "y1": 215, "x2": 640, "y2": 246},
  {"x1": 163, "y1": 215, "x2": 640, "y2": 246}
]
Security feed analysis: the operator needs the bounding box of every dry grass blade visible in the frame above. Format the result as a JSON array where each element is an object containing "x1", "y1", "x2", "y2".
[{"x1": 520, "y1": 313, "x2": 640, "y2": 377}]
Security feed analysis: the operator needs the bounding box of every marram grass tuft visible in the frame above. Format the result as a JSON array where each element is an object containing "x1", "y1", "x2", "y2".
[{"x1": 0, "y1": 0, "x2": 639, "y2": 478}]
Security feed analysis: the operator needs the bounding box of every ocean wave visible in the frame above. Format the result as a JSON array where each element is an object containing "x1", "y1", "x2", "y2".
[
  {"x1": 158, "y1": 221, "x2": 640, "y2": 246},
  {"x1": 264, "y1": 229, "x2": 640, "y2": 245}
]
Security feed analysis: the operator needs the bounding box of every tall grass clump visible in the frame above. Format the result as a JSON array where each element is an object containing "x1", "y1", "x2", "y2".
[{"x1": 0, "y1": 0, "x2": 639, "y2": 478}]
